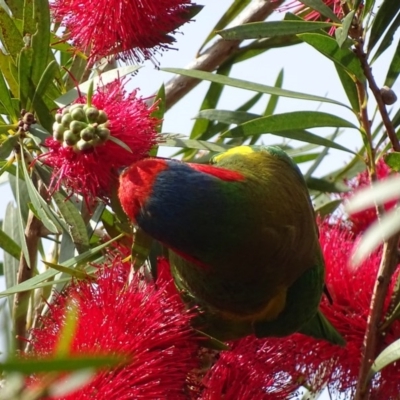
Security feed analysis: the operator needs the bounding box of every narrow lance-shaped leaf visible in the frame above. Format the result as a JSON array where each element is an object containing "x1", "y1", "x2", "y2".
[
  {"x1": 2, "y1": 202, "x2": 20, "y2": 313},
  {"x1": 52, "y1": 192, "x2": 90, "y2": 254},
  {"x1": 30, "y1": 0, "x2": 51, "y2": 86},
  {"x1": 350, "y1": 209, "x2": 400, "y2": 266},
  {"x1": 20, "y1": 148, "x2": 61, "y2": 234},
  {"x1": 162, "y1": 68, "x2": 350, "y2": 108},
  {"x1": 335, "y1": 63, "x2": 360, "y2": 112},
  {"x1": 0, "y1": 355, "x2": 126, "y2": 374},
  {"x1": 0, "y1": 71, "x2": 18, "y2": 122},
  {"x1": 368, "y1": 338, "x2": 400, "y2": 381},
  {"x1": 0, "y1": 7, "x2": 24, "y2": 63},
  {"x1": 335, "y1": 10, "x2": 355, "y2": 48},
  {"x1": 0, "y1": 228, "x2": 21, "y2": 261},
  {"x1": 190, "y1": 63, "x2": 233, "y2": 141},
  {"x1": 345, "y1": 175, "x2": 400, "y2": 214},
  {"x1": 367, "y1": 0, "x2": 400, "y2": 53},
  {"x1": 370, "y1": 10, "x2": 400, "y2": 64},
  {"x1": 221, "y1": 111, "x2": 357, "y2": 150},
  {"x1": 218, "y1": 21, "x2": 334, "y2": 41},
  {"x1": 159, "y1": 138, "x2": 233, "y2": 153},
  {"x1": 18, "y1": 47, "x2": 34, "y2": 110},
  {"x1": 0, "y1": 234, "x2": 123, "y2": 296},
  {"x1": 15, "y1": 162, "x2": 31, "y2": 268},
  {"x1": 297, "y1": 0, "x2": 341, "y2": 23},
  {"x1": 197, "y1": 0, "x2": 251, "y2": 53},
  {"x1": 195, "y1": 110, "x2": 260, "y2": 125},
  {"x1": 384, "y1": 39, "x2": 400, "y2": 87}
]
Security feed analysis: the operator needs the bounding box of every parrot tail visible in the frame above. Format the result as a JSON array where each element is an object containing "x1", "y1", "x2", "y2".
[{"x1": 299, "y1": 310, "x2": 346, "y2": 346}]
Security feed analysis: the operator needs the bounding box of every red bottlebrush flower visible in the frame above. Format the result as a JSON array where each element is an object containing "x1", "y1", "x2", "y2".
[
  {"x1": 341, "y1": 159, "x2": 395, "y2": 234},
  {"x1": 28, "y1": 257, "x2": 200, "y2": 399},
  {"x1": 41, "y1": 78, "x2": 160, "y2": 206},
  {"x1": 51, "y1": 0, "x2": 193, "y2": 63},
  {"x1": 198, "y1": 336, "x2": 299, "y2": 400},
  {"x1": 198, "y1": 220, "x2": 400, "y2": 399}
]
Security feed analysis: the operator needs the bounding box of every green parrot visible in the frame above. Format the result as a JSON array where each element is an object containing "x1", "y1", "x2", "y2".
[{"x1": 118, "y1": 145, "x2": 345, "y2": 345}]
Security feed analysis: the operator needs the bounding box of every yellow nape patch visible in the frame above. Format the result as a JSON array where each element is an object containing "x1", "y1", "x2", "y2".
[{"x1": 213, "y1": 146, "x2": 254, "y2": 164}]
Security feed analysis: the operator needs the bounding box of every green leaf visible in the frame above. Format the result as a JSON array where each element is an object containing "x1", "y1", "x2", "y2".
[
  {"x1": 162, "y1": 68, "x2": 349, "y2": 108},
  {"x1": 153, "y1": 84, "x2": 165, "y2": 132},
  {"x1": 131, "y1": 228, "x2": 153, "y2": 272},
  {"x1": 20, "y1": 151, "x2": 61, "y2": 234},
  {"x1": 0, "y1": 134, "x2": 18, "y2": 160},
  {"x1": 298, "y1": 33, "x2": 365, "y2": 82},
  {"x1": 0, "y1": 71, "x2": 18, "y2": 122},
  {"x1": 264, "y1": 69, "x2": 283, "y2": 116},
  {"x1": 15, "y1": 162, "x2": 31, "y2": 268},
  {"x1": 221, "y1": 111, "x2": 357, "y2": 146},
  {"x1": 159, "y1": 138, "x2": 232, "y2": 153},
  {"x1": 0, "y1": 228, "x2": 21, "y2": 261},
  {"x1": 2, "y1": 202, "x2": 20, "y2": 312},
  {"x1": 31, "y1": 60, "x2": 60, "y2": 131},
  {"x1": 0, "y1": 51, "x2": 19, "y2": 99},
  {"x1": 0, "y1": 7, "x2": 24, "y2": 63},
  {"x1": 368, "y1": 338, "x2": 400, "y2": 381},
  {"x1": 6, "y1": 0, "x2": 24, "y2": 19},
  {"x1": 0, "y1": 355, "x2": 126, "y2": 374},
  {"x1": 297, "y1": 0, "x2": 341, "y2": 23},
  {"x1": 0, "y1": 234, "x2": 123, "y2": 296},
  {"x1": 346, "y1": 175, "x2": 400, "y2": 214},
  {"x1": 384, "y1": 39, "x2": 400, "y2": 87},
  {"x1": 31, "y1": 0, "x2": 51, "y2": 84},
  {"x1": 108, "y1": 135, "x2": 133, "y2": 153},
  {"x1": 52, "y1": 192, "x2": 90, "y2": 254},
  {"x1": 307, "y1": 176, "x2": 349, "y2": 193},
  {"x1": 197, "y1": 0, "x2": 251, "y2": 53},
  {"x1": 370, "y1": 10, "x2": 400, "y2": 63},
  {"x1": 18, "y1": 47, "x2": 34, "y2": 110},
  {"x1": 367, "y1": 0, "x2": 400, "y2": 53},
  {"x1": 292, "y1": 152, "x2": 320, "y2": 163},
  {"x1": 55, "y1": 297, "x2": 80, "y2": 357},
  {"x1": 195, "y1": 109, "x2": 260, "y2": 125},
  {"x1": 384, "y1": 152, "x2": 400, "y2": 171},
  {"x1": 336, "y1": 10, "x2": 355, "y2": 48},
  {"x1": 189, "y1": 63, "x2": 233, "y2": 145},
  {"x1": 231, "y1": 34, "x2": 302, "y2": 65},
  {"x1": 42, "y1": 260, "x2": 94, "y2": 279},
  {"x1": 315, "y1": 199, "x2": 342, "y2": 216},
  {"x1": 335, "y1": 64, "x2": 360, "y2": 112},
  {"x1": 218, "y1": 21, "x2": 334, "y2": 40}
]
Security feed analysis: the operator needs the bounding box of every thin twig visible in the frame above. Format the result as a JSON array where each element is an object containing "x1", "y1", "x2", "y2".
[
  {"x1": 353, "y1": 41, "x2": 400, "y2": 152},
  {"x1": 164, "y1": 0, "x2": 285, "y2": 110},
  {"x1": 13, "y1": 210, "x2": 43, "y2": 351},
  {"x1": 354, "y1": 234, "x2": 400, "y2": 399}
]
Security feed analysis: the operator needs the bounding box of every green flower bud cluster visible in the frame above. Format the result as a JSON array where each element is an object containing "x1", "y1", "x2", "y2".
[{"x1": 52, "y1": 104, "x2": 110, "y2": 151}]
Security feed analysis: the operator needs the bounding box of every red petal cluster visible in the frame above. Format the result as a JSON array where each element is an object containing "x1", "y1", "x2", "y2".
[
  {"x1": 279, "y1": 0, "x2": 343, "y2": 34},
  {"x1": 28, "y1": 257, "x2": 200, "y2": 399},
  {"x1": 51, "y1": 0, "x2": 193, "y2": 63},
  {"x1": 193, "y1": 221, "x2": 400, "y2": 399},
  {"x1": 41, "y1": 78, "x2": 160, "y2": 205},
  {"x1": 341, "y1": 159, "x2": 395, "y2": 234}
]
